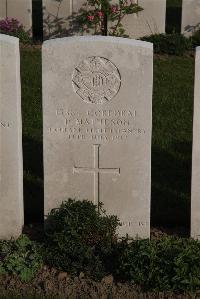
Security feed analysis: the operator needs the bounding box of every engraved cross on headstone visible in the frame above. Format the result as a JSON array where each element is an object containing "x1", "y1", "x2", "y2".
[{"x1": 73, "y1": 144, "x2": 120, "y2": 207}]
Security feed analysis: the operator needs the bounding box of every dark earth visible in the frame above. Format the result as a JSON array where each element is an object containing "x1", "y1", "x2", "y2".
[
  {"x1": 0, "y1": 227, "x2": 195, "y2": 299},
  {"x1": 0, "y1": 265, "x2": 199, "y2": 299}
]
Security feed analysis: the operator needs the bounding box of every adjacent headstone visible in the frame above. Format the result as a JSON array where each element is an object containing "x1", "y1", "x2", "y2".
[
  {"x1": 181, "y1": 0, "x2": 200, "y2": 37},
  {"x1": 110, "y1": 0, "x2": 166, "y2": 38},
  {"x1": 191, "y1": 47, "x2": 200, "y2": 239},
  {"x1": 0, "y1": 0, "x2": 6, "y2": 17},
  {"x1": 43, "y1": 0, "x2": 86, "y2": 40},
  {"x1": 0, "y1": 34, "x2": 23, "y2": 239},
  {"x1": 0, "y1": 0, "x2": 32, "y2": 34},
  {"x1": 43, "y1": 36, "x2": 153, "y2": 238}
]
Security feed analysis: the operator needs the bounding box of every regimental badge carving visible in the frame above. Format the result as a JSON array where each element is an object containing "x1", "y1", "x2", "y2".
[{"x1": 72, "y1": 56, "x2": 121, "y2": 104}]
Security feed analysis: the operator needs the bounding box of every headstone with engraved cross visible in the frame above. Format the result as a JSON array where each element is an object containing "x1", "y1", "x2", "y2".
[{"x1": 43, "y1": 36, "x2": 153, "y2": 238}]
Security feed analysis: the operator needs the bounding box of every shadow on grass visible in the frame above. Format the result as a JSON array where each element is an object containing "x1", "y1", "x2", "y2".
[
  {"x1": 32, "y1": 0, "x2": 43, "y2": 41},
  {"x1": 151, "y1": 141, "x2": 192, "y2": 233},
  {"x1": 23, "y1": 136, "x2": 44, "y2": 224},
  {"x1": 22, "y1": 136, "x2": 192, "y2": 232},
  {"x1": 166, "y1": 0, "x2": 182, "y2": 33}
]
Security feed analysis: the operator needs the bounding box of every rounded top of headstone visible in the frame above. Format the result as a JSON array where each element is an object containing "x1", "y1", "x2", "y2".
[
  {"x1": 43, "y1": 36, "x2": 153, "y2": 50},
  {"x1": 0, "y1": 34, "x2": 19, "y2": 44}
]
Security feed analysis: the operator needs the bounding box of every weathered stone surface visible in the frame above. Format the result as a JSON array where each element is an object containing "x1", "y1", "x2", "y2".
[
  {"x1": 43, "y1": 0, "x2": 86, "y2": 40},
  {"x1": 181, "y1": 0, "x2": 200, "y2": 37},
  {"x1": 110, "y1": 0, "x2": 166, "y2": 38},
  {"x1": 0, "y1": 0, "x2": 6, "y2": 17},
  {"x1": 191, "y1": 47, "x2": 200, "y2": 239},
  {"x1": 0, "y1": 34, "x2": 23, "y2": 239},
  {"x1": 0, "y1": 0, "x2": 32, "y2": 34},
  {"x1": 43, "y1": 36, "x2": 153, "y2": 238}
]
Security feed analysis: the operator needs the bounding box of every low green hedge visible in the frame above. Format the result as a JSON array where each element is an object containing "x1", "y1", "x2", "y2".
[
  {"x1": 191, "y1": 29, "x2": 200, "y2": 48},
  {"x1": 0, "y1": 235, "x2": 42, "y2": 281},
  {"x1": 44, "y1": 199, "x2": 119, "y2": 280},
  {"x1": 115, "y1": 237, "x2": 200, "y2": 292},
  {"x1": 0, "y1": 17, "x2": 31, "y2": 44},
  {"x1": 141, "y1": 33, "x2": 192, "y2": 56},
  {"x1": 1, "y1": 199, "x2": 200, "y2": 293}
]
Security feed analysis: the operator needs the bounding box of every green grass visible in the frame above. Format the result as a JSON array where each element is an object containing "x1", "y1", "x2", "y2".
[
  {"x1": 32, "y1": 0, "x2": 43, "y2": 41},
  {"x1": 152, "y1": 55, "x2": 194, "y2": 228},
  {"x1": 20, "y1": 48, "x2": 195, "y2": 229},
  {"x1": 167, "y1": 0, "x2": 182, "y2": 8},
  {"x1": 20, "y1": 48, "x2": 43, "y2": 223}
]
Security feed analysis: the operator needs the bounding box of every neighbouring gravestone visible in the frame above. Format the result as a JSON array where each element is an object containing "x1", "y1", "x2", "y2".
[
  {"x1": 0, "y1": 1, "x2": 6, "y2": 17},
  {"x1": 43, "y1": 0, "x2": 166, "y2": 40},
  {"x1": 191, "y1": 47, "x2": 200, "y2": 239},
  {"x1": 43, "y1": 0, "x2": 86, "y2": 40},
  {"x1": 0, "y1": 0, "x2": 32, "y2": 34},
  {"x1": 182, "y1": 0, "x2": 200, "y2": 37},
  {"x1": 110, "y1": 0, "x2": 166, "y2": 38},
  {"x1": 0, "y1": 34, "x2": 23, "y2": 239},
  {"x1": 43, "y1": 36, "x2": 153, "y2": 238}
]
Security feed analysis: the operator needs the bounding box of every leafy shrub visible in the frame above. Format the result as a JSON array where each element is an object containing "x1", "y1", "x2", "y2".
[
  {"x1": 74, "y1": 0, "x2": 143, "y2": 37},
  {"x1": 115, "y1": 237, "x2": 200, "y2": 292},
  {"x1": 0, "y1": 235, "x2": 42, "y2": 281},
  {"x1": 141, "y1": 33, "x2": 192, "y2": 55},
  {"x1": 0, "y1": 17, "x2": 31, "y2": 43},
  {"x1": 191, "y1": 29, "x2": 200, "y2": 47},
  {"x1": 1, "y1": 201, "x2": 200, "y2": 293},
  {"x1": 44, "y1": 199, "x2": 119, "y2": 279}
]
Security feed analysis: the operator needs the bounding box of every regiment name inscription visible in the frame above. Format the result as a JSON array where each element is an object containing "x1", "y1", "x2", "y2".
[{"x1": 48, "y1": 108, "x2": 146, "y2": 142}]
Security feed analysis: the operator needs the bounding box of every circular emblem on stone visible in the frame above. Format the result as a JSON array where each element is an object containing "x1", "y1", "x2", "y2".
[{"x1": 72, "y1": 56, "x2": 121, "y2": 104}]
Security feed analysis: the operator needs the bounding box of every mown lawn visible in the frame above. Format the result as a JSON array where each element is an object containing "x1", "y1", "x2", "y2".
[
  {"x1": 20, "y1": 47, "x2": 43, "y2": 224},
  {"x1": 20, "y1": 47, "x2": 195, "y2": 230},
  {"x1": 152, "y1": 55, "x2": 194, "y2": 229}
]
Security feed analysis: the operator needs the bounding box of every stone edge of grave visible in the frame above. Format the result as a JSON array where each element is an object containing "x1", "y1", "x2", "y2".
[
  {"x1": 0, "y1": 33, "x2": 19, "y2": 44},
  {"x1": 196, "y1": 47, "x2": 200, "y2": 53},
  {"x1": 42, "y1": 35, "x2": 153, "y2": 50}
]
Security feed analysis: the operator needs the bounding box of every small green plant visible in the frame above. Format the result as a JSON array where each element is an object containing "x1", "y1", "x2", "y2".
[
  {"x1": 141, "y1": 33, "x2": 192, "y2": 55},
  {"x1": 44, "y1": 199, "x2": 120, "y2": 279},
  {"x1": 75, "y1": 0, "x2": 143, "y2": 37},
  {"x1": 0, "y1": 235, "x2": 42, "y2": 281},
  {"x1": 191, "y1": 29, "x2": 200, "y2": 47},
  {"x1": 115, "y1": 237, "x2": 200, "y2": 292},
  {"x1": 0, "y1": 17, "x2": 31, "y2": 43}
]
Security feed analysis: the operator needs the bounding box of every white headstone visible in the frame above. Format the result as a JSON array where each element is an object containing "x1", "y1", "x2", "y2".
[
  {"x1": 0, "y1": 0, "x2": 6, "y2": 17},
  {"x1": 110, "y1": 0, "x2": 166, "y2": 38},
  {"x1": 43, "y1": 36, "x2": 153, "y2": 238},
  {"x1": 0, "y1": 0, "x2": 32, "y2": 34},
  {"x1": 43, "y1": 0, "x2": 86, "y2": 40},
  {"x1": 0, "y1": 34, "x2": 23, "y2": 239},
  {"x1": 191, "y1": 47, "x2": 200, "y2": 239},
  {"x1": 181, "y1": 0, "x2": 200, "y2": 37}
]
